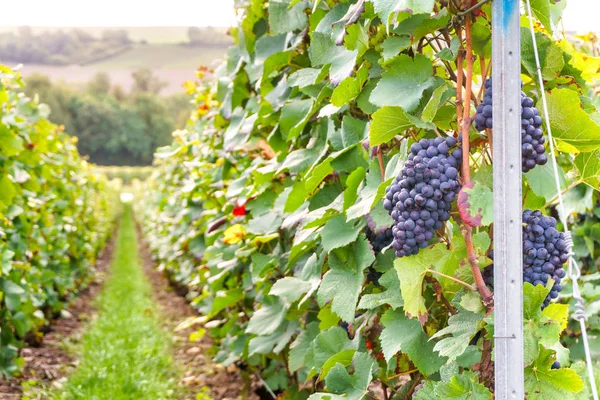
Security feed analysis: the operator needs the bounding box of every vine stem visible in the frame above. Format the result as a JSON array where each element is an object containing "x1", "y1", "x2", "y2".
[
  {"x1": 458, "y1": 12, "x2": 494, "y2": 305},
  {"x1": 427, "y1": 269, "x2": 476, "y2": 291},
  {"x1": 377, "y1": 148, "x2": 386, "y2": 181}
]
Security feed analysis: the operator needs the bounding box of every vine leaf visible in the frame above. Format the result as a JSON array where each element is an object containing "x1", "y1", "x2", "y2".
[
  {"x1": 370, "y1": 54, "x2": 435, "y2": 112},
  {"x1": 331, "y1": 0, "x2": 366, "y2": 45},
  {"x1": 380, "y1": 309, "x2": 445, "y2": 376},
  {"x1": 415, "y1": 371, "x2": 493, "y2": 399},
  {"x1": 246, "y1": 297, "x2": 287, "y2": 335},
  {"x1": 304, "y1": 326, "x2": 360, "y2": 377},
  {"x1": 543, "y1": 89, "x2": 600, "y2": 153},
  {"x1": 317, "y1": 236, "x2": 374, "y2": 322},
  {"x1": 530, "y1": 0, "x2": 553, "y2": 33},
  {"x1": 574, "y1": 149, "x2": 600, "y2": 191},
  {"x1": 371, "y1": 0, "x2": 435, "y2": 32},
  {"x1": 394, "y1": 249, "x2": 440, "y2": 323},
  {"x1": 308, "y1": 352, "x2": 376, "y2": 400},
  {"x1": 522, "y1": 29, "x2": 565, "y2": 81},
  {"x1": 369, "y1": 106, "x2": 416, "y2": 146},
  {"x1": 458, "y1": 181, "x2": 493, "y2": 227},
  {"x1": 524, "y1": 347, "x2": 585, "y2": 399},
  {"x1": 523, "y1": 283, "x2": 564, "y2": 366},
  {"x1": 0, "y1": 125, "x2": 23, "y2": 157},
  {"x1": 289, "y1": 322, "x2": 320, "y2": 372},
  {"x1": 268, "y1": 0, "x2": 309, "y2": 34},
  {"x1": 431, "y1": 311, "x2": 484, "y2": 361},
  {"x1": 357, "y1": 269, "x2": 404, "y2": 310}
]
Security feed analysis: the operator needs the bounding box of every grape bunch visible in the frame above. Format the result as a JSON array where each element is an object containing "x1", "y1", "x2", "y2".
[
  {"x1": 482, "y1": 210, "x2": 568, "y2": 308},
  {"x1": 366, "y1": 226, "x2": 394, "y2": 254},
  {"x1": 523, "y1": 209, "x2": 568, "y2": 307},
  {"x1": 383, "y1": 137, "x2": 462, "y2": 258},
  {"x1": 364, "y1": 217, "x2": 393, "y2": 286},
  {"x1": 473, "y1": 79, "x2": 548, "y2": 173}
]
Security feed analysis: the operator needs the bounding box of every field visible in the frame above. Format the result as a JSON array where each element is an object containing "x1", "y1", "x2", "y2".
[{"x1": 2, "y1": 26, "x2": 230, "y2": 94}]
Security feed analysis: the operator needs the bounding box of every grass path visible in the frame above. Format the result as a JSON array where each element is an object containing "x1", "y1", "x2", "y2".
[{"x1": 58, "y1": 205, "x2": 178, "y2": 399}]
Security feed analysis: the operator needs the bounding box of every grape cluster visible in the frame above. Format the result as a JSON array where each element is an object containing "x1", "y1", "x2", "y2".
[
  {"x1": 473, "y1": 79, "x2": 548, "y2": 173},
  {"x1": 384, "y1": 137, "x2": 462, "y2": 258},
  {"x1": 523, "y1": 210, "x2": 568, "y2": 307},
  {"x1": 366, "y1": 226, "x2": 394, "y2": 254},
  {"x1": 482, "y1": 210, "x2": 568, "y2": 308}
]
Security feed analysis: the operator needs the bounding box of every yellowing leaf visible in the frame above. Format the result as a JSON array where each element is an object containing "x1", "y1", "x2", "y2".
[{"x1": 223, "y1": 224, "x2": 246, "y2": 244}]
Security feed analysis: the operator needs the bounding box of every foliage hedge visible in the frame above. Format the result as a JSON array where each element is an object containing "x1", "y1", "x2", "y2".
[
  {"x1": 0, "y1": 66, "x2": 117, "y2": 376},
  {"x1": 139, "y1": 1, "x2": 600, "y2": 398}
]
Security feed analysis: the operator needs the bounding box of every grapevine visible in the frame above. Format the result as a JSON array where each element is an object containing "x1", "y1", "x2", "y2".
[{"x1": 136, "y1": 0, "x2": 600, "y2": 398}]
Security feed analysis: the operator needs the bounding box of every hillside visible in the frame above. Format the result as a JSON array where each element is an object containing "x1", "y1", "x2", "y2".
[{"x1": 0, "y1": 26, "x2": 230, "y2": 94}]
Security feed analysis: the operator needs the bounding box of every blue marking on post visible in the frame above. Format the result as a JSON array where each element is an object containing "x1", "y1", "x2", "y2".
[{"x1": 502, "y1": 0, "x2": 517, "y2": 30}]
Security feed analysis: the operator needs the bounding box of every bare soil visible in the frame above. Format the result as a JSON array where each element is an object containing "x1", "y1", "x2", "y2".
[
  {"x1": 136, "y1": 228, "x2": 261, "y2": 400},
  {"x1": 0, "y1": 236, "x2": 116, "y2": 399}
]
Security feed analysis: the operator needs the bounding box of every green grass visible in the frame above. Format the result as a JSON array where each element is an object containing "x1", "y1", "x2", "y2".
[{"x1": 58, "y1": 205, "x2": 178, "y2": 400}]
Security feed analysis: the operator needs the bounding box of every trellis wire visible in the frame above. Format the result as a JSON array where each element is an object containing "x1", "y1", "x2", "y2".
[{"x1": 524, "y1": 1, "x2": 599, "y2": 398}]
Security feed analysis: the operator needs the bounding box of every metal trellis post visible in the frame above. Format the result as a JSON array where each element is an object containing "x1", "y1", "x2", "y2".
[{"x1": 492, "y1": 0, "x2": 524, "y2": 398}]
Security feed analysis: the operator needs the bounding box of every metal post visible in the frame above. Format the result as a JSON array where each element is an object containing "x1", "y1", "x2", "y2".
[{"x1": 492, "y1": 0, "x2": 523, "y2": 398}]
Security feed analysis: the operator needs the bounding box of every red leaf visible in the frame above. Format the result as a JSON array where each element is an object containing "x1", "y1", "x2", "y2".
[
  {"x1": 233, "y1": 204, "x2": 246, "y2": 216},
  {"x1": 458, "y1": 181, "x2": 482, "y2": 227}
]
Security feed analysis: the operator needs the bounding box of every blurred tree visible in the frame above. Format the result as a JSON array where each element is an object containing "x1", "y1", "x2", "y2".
[
  {"x1": 87, "y1": 72, "x2": 111, "y2": 95},
  {"x1": 131, "y1": 68, "x2": 168, "y2": 94}
]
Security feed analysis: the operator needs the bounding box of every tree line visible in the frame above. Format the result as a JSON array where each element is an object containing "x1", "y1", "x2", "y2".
[{"x1": 23, "y1": 69, "x2": 192, "y2": 166}]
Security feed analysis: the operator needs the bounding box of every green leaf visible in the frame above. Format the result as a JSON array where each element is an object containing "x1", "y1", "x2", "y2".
[
  {"x1": 369, "y1": 106, "x2": 415, "y2": 146},
  {"x1": 331, "y1": 64, "x2": 369, "y2": 107},
  {"x1": 457, "y1": 181, "x2": 493, "y2": 227},
  {"x1": 381, "y1": 36, "x2": 411, "y2": 61},
  {"x1": 530, "y1": 0, "x2": 553, "y2": 33},
  {"x1": 522, "y1": 29, "x2": 565, "y2": 81},
  {"x1": 574, "y1": 149, "x2": 600, "y2": 190},
  {"x1": 317, "y1": 236, "x2": 374, "y2": 322},
  {"x1": 380, "y1": 309, "x2": 444, "y2": 376},
  {"x1": 416, "y1": 371, "x2": 492, "y2": 399},
  {"x1": 269, "y1": 0, "x2": 309, "y2": 34},
  {"x1": 305, "y1": 327, "x2": 359, "y2": 373},
  {"x1": 543, "y1": 88, "x2": 600, "y2": 152},
  {"x1": 0, "y1": 176, "x2": 17, "y2": 209},
  {"x1": 431, "y1": 311, "x2": 483, "y2": 361},
  {"x1": 247, "y1": 212, "x2": 283, "y2": 235},
  {"x1": 394, "y1": 250, "x2": 441, "y2": 323},
  {"x1": 0, "y1": 126, "x2": 24, "y2": 157},
  {"x1": 421, "y1": 83, "x2": 449, "y2": 123},
  {"x1": 270, "y1": 277, "x2": 314, "y2": 304},
  {"x1": 525, "y1": 347, "x2": 585, "y2": 399},
  {"x1": 346, "y1": 160, "x2": 385, "y2": 220},
  {"x1": 344, "y1": 167, "x2": 366, "y2": 210},
  {"x1": 471, "y1": 22, "x2": 492, "y2": 58},
  {"x1": 525, "y1": 162, "x2": 567, "y2": 201},
  {"x1": 280, "y1": 99, "x2": 314, "y2": 141},
  {"x1": 358, "y1": 269, "x2": 404, "y2": 310},
  {"x1": 246, "y1": 297, "x2": 287, "y2": 335},
  {"x1": 372, "y1": 0, "x2": 435, "y2": 31},
  {"x1": 210, "y1": 288, "x2": 244, "y2": 316},
  {"x1": 289, "y1": 322, "x2": 320, "y2": 372},
  {"x1": 308, "y1": 352, "x2": 375, "y2": 400},
  {"x1": 288, "y1": 67, "x2": 328, "y2": 88},
  {"x1": 320, "y1": 215, "x2": 362, "y2": 252},
  {"x1": 370, "y1": 54, "x2": 435, "y2": 112}
]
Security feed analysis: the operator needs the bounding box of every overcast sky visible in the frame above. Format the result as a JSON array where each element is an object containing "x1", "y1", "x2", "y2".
[{"x1": 0, "y1": 0, "x2": 596, "y2": 32}]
